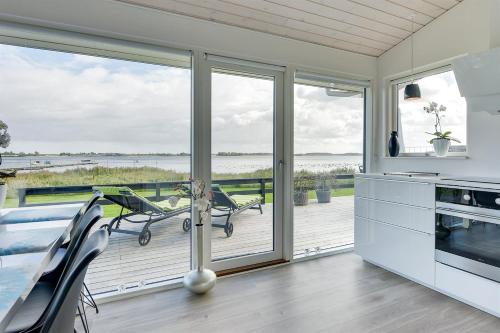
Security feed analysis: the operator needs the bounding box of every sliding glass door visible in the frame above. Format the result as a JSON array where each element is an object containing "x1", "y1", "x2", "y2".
[
  {"x1": 204, "y1": 57, "x2": 284, "y2": 271},
  {"x1": 293, "y1": 73, "x2": 367, "y2": 258}
]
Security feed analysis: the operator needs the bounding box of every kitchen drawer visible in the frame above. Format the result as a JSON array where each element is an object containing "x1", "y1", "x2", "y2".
[
  {"x1": 355, "y1": 197, "x2": 434, "y2": 234},
  {"x1": 355, "y1": 216, "x2": 435, "y2": 286},
  {"x1": 435, "y1": 262, "x2": 500, "y2": 317},
  {"x1": 355, "y1": 177, "x2": 435, "y2": 208}
]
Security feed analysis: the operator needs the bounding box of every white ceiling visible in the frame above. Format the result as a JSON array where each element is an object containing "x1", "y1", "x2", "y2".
[{"x1": 116, "y1": 0, "x2": 462, "y2": 57}]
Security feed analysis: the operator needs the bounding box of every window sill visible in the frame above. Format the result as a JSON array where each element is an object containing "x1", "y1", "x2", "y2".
[{"x1": 383, "y1": 155, "x2": 469, "y2": 160}]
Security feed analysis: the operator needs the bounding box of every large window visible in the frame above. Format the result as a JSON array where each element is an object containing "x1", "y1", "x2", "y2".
[
  {"x1": 0, "y1": 42, "x2": 192, "y2": 296},
  {"x1": 393, "y1": 69, "x2": 467, "y2": 155}
]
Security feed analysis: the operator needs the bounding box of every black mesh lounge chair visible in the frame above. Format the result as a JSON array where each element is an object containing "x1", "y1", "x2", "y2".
[
  {"x1": 211, "y1": 184, "x2": 263, "y2": 237},
  {"x1": 93, "y1": 186, "x2": 191, "y2": 246}
]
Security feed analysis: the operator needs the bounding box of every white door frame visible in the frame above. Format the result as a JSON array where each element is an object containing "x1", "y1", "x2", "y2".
[{"x1": 197, "y1": 53, "x2": 285, "y2": 272}]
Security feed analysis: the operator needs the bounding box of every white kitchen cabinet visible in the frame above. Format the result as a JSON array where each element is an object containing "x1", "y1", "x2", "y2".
[
  {"x1": 435, "y1": 262, "x2": 500, "y2": 317},
  {"x1": 355, "y1": 177, "x2": 434, "y2": 208},
  {"x1": 355, "y1": 197, "x2": 434, "y2": 234},
  {"x1": 355, "y1": 175, "x2": 500, "y2": 318},
  {"x1": 355, "y1": 216, "x2": 435, "y2": 286}
]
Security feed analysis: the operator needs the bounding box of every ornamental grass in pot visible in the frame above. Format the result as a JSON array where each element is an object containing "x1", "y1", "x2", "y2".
[
  {"x1": 315, "y1": 172, "x2": 335, "y2": 204},
  {"x1": 293, "y1": 172, "x2": 314, "y2": 206}
]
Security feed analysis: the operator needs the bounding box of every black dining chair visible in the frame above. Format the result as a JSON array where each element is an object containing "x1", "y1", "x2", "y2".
[
  {"x1": 41, "y1": 229, "x2": 109, "y2": 333},
  {"x1": 5, "y1": 205, "x2": 104, "y2": 333},
  {"x1": 44, "y1": 191, "x2": 103, "y2": 273},
  {"x1": 6, "y1": 229, "x2": 109, "y2": 333},
  {"x1": 42, "y1": 192, "x2": 103, "y2": 313}
]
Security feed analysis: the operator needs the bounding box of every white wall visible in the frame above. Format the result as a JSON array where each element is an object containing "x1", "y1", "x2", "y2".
[
  {"x1": 0, "y1": 0, "x2": 376, "y2": 79},
  {"x1": 374, "y1": 0, "x2": 500, "y2": 177}
]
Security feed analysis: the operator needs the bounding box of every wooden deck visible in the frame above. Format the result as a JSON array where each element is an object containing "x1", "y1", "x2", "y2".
[{"x1": 85, "y1": 196, "x2": 354, "y2": 296}]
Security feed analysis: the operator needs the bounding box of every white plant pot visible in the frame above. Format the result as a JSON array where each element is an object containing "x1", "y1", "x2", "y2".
[
  {"x1": 432, "y1": 138, "x2": 451, "y2": 157},
  {"x1": 0, "y1": 183, "x2": 7, "y2": 209}
]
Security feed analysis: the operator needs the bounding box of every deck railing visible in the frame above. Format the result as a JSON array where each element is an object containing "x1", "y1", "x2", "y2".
[{"x1": 17, "y1": 174, "x2": 355, "y2": 207}]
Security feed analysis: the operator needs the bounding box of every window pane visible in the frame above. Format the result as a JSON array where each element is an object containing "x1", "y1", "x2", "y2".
[
  {"x1": 293, "y1": 82, "x2": 364, "y2": 258},
  {"x1": 0, "y1": 43, "x2": 192, "y2": 297},
  {"x1": 397, "y1": 71, "x2": 467, "y2": 154},
  {"x1": 210, "y1": 69, "x2": 275, "y2": 261}
]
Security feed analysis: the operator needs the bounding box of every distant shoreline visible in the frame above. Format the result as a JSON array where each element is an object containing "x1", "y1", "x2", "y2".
[{"x1": 3, "y1": 152, "x2": 362, "y2": 157}]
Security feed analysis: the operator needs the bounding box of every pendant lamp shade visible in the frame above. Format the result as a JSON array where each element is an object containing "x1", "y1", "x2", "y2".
[{"x1": 404, "y1": 83, "x2": 421, "y2": 100}]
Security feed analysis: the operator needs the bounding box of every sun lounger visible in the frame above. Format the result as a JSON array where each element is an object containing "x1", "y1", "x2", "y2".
[
  {"x1": 210, "y1": 184, "x2": 263, "y2": 237},
  {"x1": 93, "y1": 186, "x2": 191, "y2": 246}
]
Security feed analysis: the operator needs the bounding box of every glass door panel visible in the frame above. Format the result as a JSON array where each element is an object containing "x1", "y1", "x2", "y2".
[
  {"x1": 293, "y1": 80, "x2": 365, "y2": 258},
  {"x1": 208, "y1": 61, "x2": 283, "y2": 267}
]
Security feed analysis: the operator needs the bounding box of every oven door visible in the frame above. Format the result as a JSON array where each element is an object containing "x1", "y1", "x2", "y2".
[{"x1": 435, "y1": 208, "x2": 500, "y2": 283}]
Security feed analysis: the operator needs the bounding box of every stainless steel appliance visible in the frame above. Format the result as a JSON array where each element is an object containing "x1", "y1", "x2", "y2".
[{"x1": 435, "y1": 184, "x2": 500, "y2": 282}]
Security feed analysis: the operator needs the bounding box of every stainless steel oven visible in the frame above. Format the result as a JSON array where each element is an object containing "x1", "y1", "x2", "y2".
[{"x1": 435, "y1": 185, "x2": 500, "y2": 282}]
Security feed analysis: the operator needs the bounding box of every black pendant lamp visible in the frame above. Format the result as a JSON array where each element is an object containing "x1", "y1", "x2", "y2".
[
  {"x1": 404, "y1": 15, "x2": 421, "y2": 101},
  {"x1": 404, "y1": 83, "x2": 421, "y2": 100}
]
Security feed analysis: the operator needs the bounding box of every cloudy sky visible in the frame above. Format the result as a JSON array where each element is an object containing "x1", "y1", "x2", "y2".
[
  {"x1": 398, "y1": 71, "x2": 467, "y2": 153},
  {"x1": 0, "y1": 44, "x2": 364, "y2": 155},
  {"x1": 295, "y1": 84, "x2": 364, "y2": 154}
]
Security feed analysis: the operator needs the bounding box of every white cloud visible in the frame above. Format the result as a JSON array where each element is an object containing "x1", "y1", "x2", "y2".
[
  {"x1": 0, "y1": 44, "x2": 191, "y2": 154},
  {"x1": 0, "y1": 44, "x2": 366, "y2": 155},
  {"x1": 294, "y1": 84, "x2": 364, "y2": 154}
]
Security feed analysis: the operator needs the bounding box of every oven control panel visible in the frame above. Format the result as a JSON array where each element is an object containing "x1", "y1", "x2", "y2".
[{"x1": 436, "y1": 186, "x2": 500, "y2": 210}]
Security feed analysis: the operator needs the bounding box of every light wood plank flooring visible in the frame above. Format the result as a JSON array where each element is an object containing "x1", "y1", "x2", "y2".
[{"x1": 82, "y1": 253, "x2": 500, "y2": 333}]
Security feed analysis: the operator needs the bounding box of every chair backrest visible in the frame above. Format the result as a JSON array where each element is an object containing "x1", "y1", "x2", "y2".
[
  {"x1": 70, "y1": 191, "x2": 103, "y2": 238},
  {"x1": 41, "y1": 229, "x2": 109, "y2": 333},
  {"x1": 211, "y1": 184, "x2": 237, "y2": 209},
  {"x1": 93, "y1": 186, "x2": 164, "y2": 215},
  {"x1": 53, "y1": 205, "x2": 104, "y2": 282}
]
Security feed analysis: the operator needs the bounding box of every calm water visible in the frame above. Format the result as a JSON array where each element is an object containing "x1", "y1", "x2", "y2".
[{"x1": 1, "y1": 155, "x2": 362, "y2": 174}]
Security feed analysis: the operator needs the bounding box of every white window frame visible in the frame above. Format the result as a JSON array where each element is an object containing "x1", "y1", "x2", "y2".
[{"x1": 389, "y1": 65, "x2": 468, "y2": 157}]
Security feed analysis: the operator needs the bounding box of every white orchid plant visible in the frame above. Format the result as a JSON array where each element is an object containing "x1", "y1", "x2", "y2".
[
  {"x1": 174, "y1": 178, "x2": 212, "y2": 225},
  {"x1": 424, "y1": 101, "x2": 461, "y2": 144}
]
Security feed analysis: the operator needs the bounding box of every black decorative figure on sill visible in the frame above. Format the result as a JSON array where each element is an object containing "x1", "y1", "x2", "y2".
[{"x1": 388, "y1": 131, "x2": 400, "y2": 157}]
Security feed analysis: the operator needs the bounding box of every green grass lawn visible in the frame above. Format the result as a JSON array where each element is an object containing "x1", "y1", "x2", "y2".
[
  {"x1": 4, "y1": 185, "x2": 354, "y2": 218},
  {"x1": 3, "y1": 166, "x2": 355, "y2": 217}
]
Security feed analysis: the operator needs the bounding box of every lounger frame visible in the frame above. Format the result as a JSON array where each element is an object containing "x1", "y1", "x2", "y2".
[{"x1": 98, "y1": 188, "x2": 191, "y2": 246}]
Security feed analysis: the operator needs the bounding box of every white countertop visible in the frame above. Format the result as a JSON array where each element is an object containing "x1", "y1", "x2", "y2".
[{"x1": 356, "y1": 173, "x2": 500, "y2": 191}]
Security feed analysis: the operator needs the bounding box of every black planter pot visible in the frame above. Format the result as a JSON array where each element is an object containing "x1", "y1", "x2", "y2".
[{"x1": 388, "y1": 131, "x2": 400, "y2": 157}]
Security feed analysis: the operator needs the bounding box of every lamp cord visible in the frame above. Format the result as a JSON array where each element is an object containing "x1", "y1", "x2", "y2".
[{"x1": 411, "y1": 16, "x2": 415, "y2": 82}]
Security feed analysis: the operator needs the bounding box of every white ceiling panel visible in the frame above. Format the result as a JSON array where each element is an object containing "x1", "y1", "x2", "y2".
[{"x1": 116, "y1": 0, "x2": 463, "y2": 56}]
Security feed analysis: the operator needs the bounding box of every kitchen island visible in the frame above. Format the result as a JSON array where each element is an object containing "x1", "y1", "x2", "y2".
[{"x1": 355, "y1": 173, "x2": 500, "y2": 317}]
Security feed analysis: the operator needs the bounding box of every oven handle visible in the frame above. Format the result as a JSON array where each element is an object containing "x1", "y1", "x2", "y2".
[{"x1": 436, "y1": 208, "x2": 500, "y2": 225}]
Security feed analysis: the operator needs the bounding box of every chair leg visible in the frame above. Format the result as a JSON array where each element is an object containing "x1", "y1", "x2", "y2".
[
  {"x1": 81, "y1": 282, "x2": 99, "y2": 314},
  {"x1": 258, "y1": 204, "x2": 263, "y2": 214},
  {"x1": 77, "y1": 296, "x2": 90, "y2": 333}
]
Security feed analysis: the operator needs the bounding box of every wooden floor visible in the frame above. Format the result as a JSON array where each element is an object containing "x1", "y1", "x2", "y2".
[
  {"x1": 81, "y1": 252, "x2": 500, "y2": 333},
  {"x1": 85, "y1": 196, "x2": 354, "y2": 296}
]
